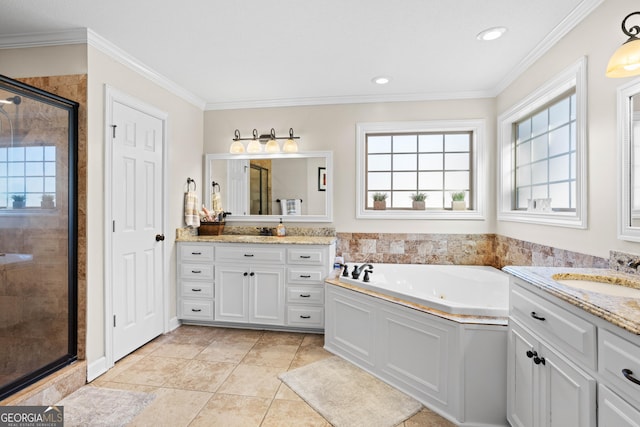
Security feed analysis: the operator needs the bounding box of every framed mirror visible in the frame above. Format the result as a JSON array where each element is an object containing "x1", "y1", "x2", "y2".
[
  {"x1": 618, "y1": 78, "x2": 640, "y2": 241},
  {"x1": 204, "y1": 151, "x2": 333, "y2": 222}
]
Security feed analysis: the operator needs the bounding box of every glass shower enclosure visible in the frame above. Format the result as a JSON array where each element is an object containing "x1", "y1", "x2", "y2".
[{"x1": 0, "y1": 75, "x2": 78, "y2": 400}]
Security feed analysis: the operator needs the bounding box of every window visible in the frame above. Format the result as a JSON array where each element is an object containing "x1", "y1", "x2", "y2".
[
  {"x1": 356, "y1": 120, "x2": 486, "y2": 219},
  {"x1": 0, "y1": 145, "x2": 56, "y2": 209},
  {"x1": 498, "y1": 57, "x2": 587, "y2": 228}
]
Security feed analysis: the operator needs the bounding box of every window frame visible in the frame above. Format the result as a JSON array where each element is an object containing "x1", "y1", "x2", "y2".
[
  {"x1": 356, "y1": 120, "x2": 486, "y2": 220},
  {"x1": 497, "y1": 57, "x2": 588, "y2": 228}
]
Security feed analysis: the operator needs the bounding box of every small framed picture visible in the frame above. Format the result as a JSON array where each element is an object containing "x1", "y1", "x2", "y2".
[{"x1": 318, "y1": 167, "x2": 327, "y2": 191}]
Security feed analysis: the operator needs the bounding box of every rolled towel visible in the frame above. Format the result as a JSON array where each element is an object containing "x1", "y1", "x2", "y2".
[{"x1": 184, "y1": 191, "x2": 201, "y2": 227}]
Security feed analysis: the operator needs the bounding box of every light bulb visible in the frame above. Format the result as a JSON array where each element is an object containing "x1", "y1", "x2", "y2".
[
  {"x1": 283, "y1": 138, "x2": 298, "y2": 153},
  {"x1": 265, "y1": 139, "x2": 280, "y2": 153},
  {"x1": 229, "y1": 140, "x2": 245, "y2": 154},
  {"x1": 246, "y1": 139, "x2": 262, "y2": 153}
]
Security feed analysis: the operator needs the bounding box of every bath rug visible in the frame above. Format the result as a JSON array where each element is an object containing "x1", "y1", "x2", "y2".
[
  {"x1": 56, "y1": 386, "x2": 155, "y2": 426},
  {"x1": 279, "y1": 356, "x2": 422, "y2": 427}
]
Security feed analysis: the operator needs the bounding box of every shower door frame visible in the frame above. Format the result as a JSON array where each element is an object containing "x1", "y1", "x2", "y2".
[{"x1": 0, "y1": 74, "x2": 79, "y2": 401}]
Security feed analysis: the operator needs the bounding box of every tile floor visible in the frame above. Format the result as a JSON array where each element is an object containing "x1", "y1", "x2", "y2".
[{"x1": 89, "y1": 325, "x2": 454, "y2": 426}]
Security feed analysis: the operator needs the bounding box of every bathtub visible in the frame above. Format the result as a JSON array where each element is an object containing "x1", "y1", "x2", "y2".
[
  {"x1": 338, "y1": 263, "x2": 509, "y2": 317},
  {"x1": 325, "y1": 263, "x2": 509, "y2": 426}
]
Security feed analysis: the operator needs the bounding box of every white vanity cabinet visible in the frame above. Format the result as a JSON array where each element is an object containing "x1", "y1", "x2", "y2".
[
  {"x1": 177, "y1": 243, "x2": 215, "y2": 321},
  {"x1": 178, "y1": 239, "x2": 335, "y2": 332},
  {"x1": 507, "y1": 276, "x2": 640, "y2": 427}
]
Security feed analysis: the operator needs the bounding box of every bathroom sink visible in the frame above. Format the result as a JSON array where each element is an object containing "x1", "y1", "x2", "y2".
[{"x1": 551, "y1": 273, "x2": 640, "y2": 298}]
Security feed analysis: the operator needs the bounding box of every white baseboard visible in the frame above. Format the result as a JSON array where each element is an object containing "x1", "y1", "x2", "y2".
[
  {"x1": 86, "y1": 356, "x2": 108, "y2": 382},
  {"x1": 168, "y1": 316, "x2": 181, "y2": 332}
]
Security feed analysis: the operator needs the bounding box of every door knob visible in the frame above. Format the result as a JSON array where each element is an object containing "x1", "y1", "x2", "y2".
[{"x1": 155, "y1": 234, "x2": 165, "y2": 241}]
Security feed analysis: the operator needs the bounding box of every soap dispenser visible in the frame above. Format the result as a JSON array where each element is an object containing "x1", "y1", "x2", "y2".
[{"x1": 276, "y1": 218, "x2": 286, "y2": 237}]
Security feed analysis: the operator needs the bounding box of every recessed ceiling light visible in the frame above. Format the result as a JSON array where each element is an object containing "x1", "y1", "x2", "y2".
[
  {"x1": 476, "y1": 27, "x2": 507, "y2": 41},
  {"x1": 372, "y1": 76, "x2": 390, "y2": 85}
]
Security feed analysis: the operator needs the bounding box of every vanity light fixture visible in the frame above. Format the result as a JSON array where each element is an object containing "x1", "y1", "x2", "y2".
[
  {"x1": 231, "y1": 128, "x2": 300, "y2": 154},
  {"x1": 476, "y1": 27, "x2": 507, "y2": 41},
  {"x1": 606, "y1": 11, "x2": 640, "y2": 78}
]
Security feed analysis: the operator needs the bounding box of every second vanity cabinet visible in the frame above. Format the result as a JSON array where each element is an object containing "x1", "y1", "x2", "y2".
[
  {"x1": 177, "y1": 240, "x2": 335, "y2": 332},
  {"x1": 506, "y1": 274, "x2": 640, "y2": 427}
]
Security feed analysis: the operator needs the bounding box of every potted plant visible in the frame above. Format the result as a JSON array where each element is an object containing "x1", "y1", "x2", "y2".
[
  {"x1": 411, "y1": 192, "x2": 427, "y2": 210},
  {"x1": 451, "y1": 191, "x2": 466, "y2": 210},
  {"x1": 11, "y1": 194, "x2": 26, "y2": 209},
  {"x1": 41, "y1": 194, "x2": 55, "y2": 209},
  {"x1": 372, "y1": 192, "x2": 388, "y2": 210}
]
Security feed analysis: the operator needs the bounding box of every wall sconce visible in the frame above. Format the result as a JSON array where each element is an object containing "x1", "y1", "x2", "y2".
[
  {"x1": 606, "y1": 11, "x2": 640, "y2": 78},
  {"x1": 230, "y1": 128, "x2": 300, "y2": 154}
]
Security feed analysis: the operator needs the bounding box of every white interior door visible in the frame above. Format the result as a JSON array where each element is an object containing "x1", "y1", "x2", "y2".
[{"x1": 111, "y1": 98, "x2": 165, "y2": 361}]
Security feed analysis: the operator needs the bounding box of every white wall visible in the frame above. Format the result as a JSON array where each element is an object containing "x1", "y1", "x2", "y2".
[
  {"x1": 495, "y1": 0, "x2": 640, "y2": 259},
  {"x1": 86, "y1": 46, "x2": 203, "y2": 364},
  {"x1": 203, "y1": 98, "x2": 497, "y2": 234}
]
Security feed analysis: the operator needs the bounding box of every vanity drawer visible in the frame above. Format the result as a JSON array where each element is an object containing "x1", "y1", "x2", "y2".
[
  {"x1": 215, "y1": 245, "x2": 285, "y2": 264},
  {"x1": 287, "y1": 267, "x2": 325, "y2": 284},
  {"x1": 599, "y1": 329, "x2": 640, "y2": 408},
  {"x1": 181, "y1": 263, "x2": 214, "y2": 280},
  {"x1": 287, "y1": 305, "x2": 324, "y2": 328},
  {"x1": 181, "y1": 281, "x2": 214, "y2": 298},
  {"x1": 287, "y1": 247, "x2": 326, "y2": 265},
  {"x1": 181, "y1": 299, "x2": 214, "y2": 321},
  {"x1": 180, "y1": 244, "x2": 214, "y2": 262},
  {"x1": 287, "y1": 286, "x2": 324, "y2": 304},
  {"x1": 510, "y1": 283, "x2": 596, "y2": 369}
]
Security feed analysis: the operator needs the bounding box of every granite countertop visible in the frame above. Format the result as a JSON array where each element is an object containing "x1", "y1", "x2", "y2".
[
  {"x1": 503, "y1": 266, "x2": 640, "y2": 335},
  {"x1": 176, "y1": 234, "x2": 337, "y2": 245}
]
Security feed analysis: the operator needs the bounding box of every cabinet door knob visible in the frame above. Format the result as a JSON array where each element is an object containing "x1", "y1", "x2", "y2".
[
  {"x1": 243, "y1": 272, "x2": 248, "y2": 276},
  {"x1": 530, "y1": 311, "x2": 546, "y2": 321},
  {"x1": 622, "y1": 369, "x2": 640, "y2": 386},
  {"x1": 526, "y1": 350, "x2": 537, "y2": 359},
  {"x1": 250, "y1": 272, "x2": 255, "y2": 276},
  {"x1": 533, "y1": 356, "x2": 546, "y2": 365},
  {"x1": 155, "y1": 234, "x2": 165, "y2": 241}
]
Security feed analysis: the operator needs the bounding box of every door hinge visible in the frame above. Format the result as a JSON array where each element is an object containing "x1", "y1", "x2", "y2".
[
  {"x1": 113, "y1": 315, "x2": 116, "y2": 327},
  {"x1": 113, "y1": 220, "x2": 115, "y2": 232},
  {"x1": 111, "y1": 125, "x2": 117, "y2": 138}
]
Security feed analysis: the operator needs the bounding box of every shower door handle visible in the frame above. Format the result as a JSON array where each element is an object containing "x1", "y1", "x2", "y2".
[{"x1": 155, "y1": 234, "x2": 165, "y2": 242}]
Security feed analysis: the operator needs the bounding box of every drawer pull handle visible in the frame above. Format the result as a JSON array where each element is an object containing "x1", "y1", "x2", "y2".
[
  {"x1": 622, "y1": 369, "x2": 640, "y2": 386},
  {"x1": 191, "y1": 252, "x2": 202, "y2": 255},
  {"x1": 244, "y1": 254, "x2": 254, "y2": 257},
  {"x1": 530, "y1": 311, "x2": 546, "y2": 321},
  {"x1": 191, "y1": 308, "x2": 202, "y2": 312},
  {"x1": 300, "y1": 274, "x2": 311, "y2": 278},
  {"x1": 299, "y1": 294, "x2": 311, "y2": 298},
  {"x1": 300, "y1": 315, "x2": 311, "y2": 319},
  {"x1": 192, "y1": 270, "x2": 202, "y2": 274},
  {"x1": 299, "y1": 255, "x2": 311, "y2": 259},
  {"x1": 191, "y1": 288, "x2": 202, "y2": 292}
]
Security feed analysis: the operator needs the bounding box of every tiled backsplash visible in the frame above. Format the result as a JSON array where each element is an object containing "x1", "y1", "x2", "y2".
[{"x1": 336, "y1": 232, "x2": 610, "y2": 269}]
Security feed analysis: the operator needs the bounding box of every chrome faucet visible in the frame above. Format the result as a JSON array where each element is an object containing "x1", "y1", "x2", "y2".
[
  {"x1": 351, "y1": 264, "x2": 374, "y2": 280},
  {"x1": 628, "y1": 259, "x2": 640, "y2": 269}
]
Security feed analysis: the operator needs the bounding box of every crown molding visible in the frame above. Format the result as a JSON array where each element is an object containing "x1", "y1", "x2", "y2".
[
  {"x1": 204, "y1": 89, "x2": 494, "y2": 111},
  {"x1": 492, "y1": 0, "x2": 604, "y2": 96},
  {"x1": 86, "y1": 29, "x2": 206, "y2": 110},
  {"x1": 0, "y1": 28, "x2": 87, "y2": 48},
  {"x1": 0, "y1": 28, "x2": 206, "y2": 110}
]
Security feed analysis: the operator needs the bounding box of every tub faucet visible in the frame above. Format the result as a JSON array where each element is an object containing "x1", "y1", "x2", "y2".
[
  {"x1": 352, "y1": 264, "x2": 374, "y2": 280},
  {"x1": 341, "y1": 264, "x2": 349, "y2": 277},
  {"x1": 628, "y1": 259, "x2": 640, "y2": 270},
  {"x1": 362, "y1": 269, "x2": 373, "y2": 283}
]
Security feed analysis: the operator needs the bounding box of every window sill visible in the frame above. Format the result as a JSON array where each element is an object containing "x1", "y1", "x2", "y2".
[
  {"x1": 497, "y1": 210, "x2": 586, "y2": 228},
  {"x1": 357, "y1": 208, "x2": 485, "y2": 220},
  {"x1": 0, "y1": 208, "x2": 60, "y2": 217}
]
